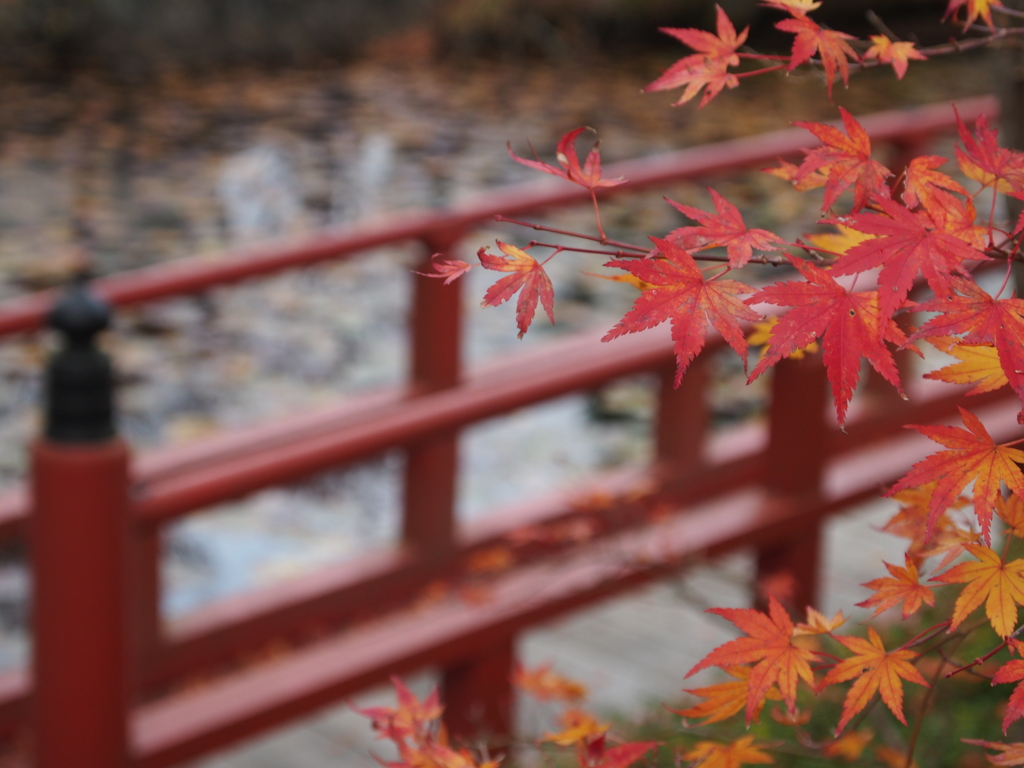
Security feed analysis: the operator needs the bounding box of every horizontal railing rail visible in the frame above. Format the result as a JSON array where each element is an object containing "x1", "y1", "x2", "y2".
[{"x1": 0, "y1": 94, "x2": 1011, "y2": 767}]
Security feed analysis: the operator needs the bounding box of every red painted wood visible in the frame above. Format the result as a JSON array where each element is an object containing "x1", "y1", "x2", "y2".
[
  {"x1": 32, "y1": 439, "x2": 131, "y2": 768},
  {"x1": 756, "y1": 356, "x2": 830, "y2": 613},
  {"x1": 128, "y1": 396, "x2": 1024, "y2": 767},
  {"x1": 442, "y1": 635, "x2": 515, "y2": 748}
]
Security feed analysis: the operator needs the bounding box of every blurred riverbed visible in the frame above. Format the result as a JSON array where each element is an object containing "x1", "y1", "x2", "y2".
[{"x1": 0, "y1": 46, "x2": 997, "y2": 664}]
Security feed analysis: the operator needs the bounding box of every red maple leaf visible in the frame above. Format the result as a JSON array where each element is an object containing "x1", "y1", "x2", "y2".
[
  {"x1": 832, "y1": 197, "x2": 983, "y2": 321},
  {"x1": 508, "y1": 127, "x2": 626, "y2": 191},
  {"x1": 776, "y1": 13, "x2": 859, "y2": 99},
  {"x1": 956, "y1": 109, "x2": 1024, "y2": 198},
  {"x1": 415, "y1": 254, "x2": 474, "y2": 285},
  {"x1": 645, "y1": 6, "x2": 748, "y2": 107},
  {"x1": 603, "y1": 237, "x2": 759, "y2": 384},
  {"x1": 478, "y1": 241, "x2": 555, "y2": 338},
  {"x1": 746, "y1": 256, "x2": 904, "y2": 425},
  {"x1": 911, "y1": 278, "x2": 1024, "y2": 419},
  {"x1": 887, "y1": 407, "x2": 1024, "y2": 543},
  {"x1": 857, "y1": 554, "x2": 935, "y2": 619},
  {"x1": 668, "y1": 189, "x2": 785, "y2": 268},
  {"x1": 687, "y1": 594, "x2": 819, "y2": 723},
  {"x1": 793, "y1": 107, "x2": 892, "y2": 212},
  {"x1": 993, "y1": 652, "x2": 1024, "y2": 733}
]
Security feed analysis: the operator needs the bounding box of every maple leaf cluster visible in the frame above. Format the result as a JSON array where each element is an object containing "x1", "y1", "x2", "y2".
[{"x1": 398, "y1": 1, "x2": 1024, "y2": 766}]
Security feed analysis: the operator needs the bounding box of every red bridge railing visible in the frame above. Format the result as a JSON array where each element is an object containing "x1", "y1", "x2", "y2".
[{"x1": 0, "y1": 94, "x2": 1012, "y2": 767}]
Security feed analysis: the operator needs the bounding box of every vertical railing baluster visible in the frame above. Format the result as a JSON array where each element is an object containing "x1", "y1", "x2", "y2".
[
  {"x1": 756, "y1": 355, "x2": 829, "y2": 615},
  {"x1": 32, "y1": 277, "x2": 130, "y2": 768},
  {"x1": 406, "y1": 230, "x2": 518, "y2": 746},
  {"x1": 404, "y1": 232, "x2": 464, "y2": 551},
  {"x1": 656, "y1": 354, "x2": 710, "y2": 474}
]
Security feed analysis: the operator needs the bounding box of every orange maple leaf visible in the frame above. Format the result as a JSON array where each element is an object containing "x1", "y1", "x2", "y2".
[
  {"x1": 963, "y1": 739, "x2": 1024, "y2": 766},
  {"x1": 746, "y1": 256, "x2": 904, "y2": 425},
  {"x1": 512, "y1": 663, "x2": 587, "y2": 703},
  {"x1": 686, "y1": 594, "x2": 818, "y2": 723},
  {"x1": 747, "y1": 317, "x2": 819, "y2": 362},
  {"x1": 684, "y1": 736, "x2": 774, "y2": 768},
  {"x1": 932, "y1": 543, "x2": 1024, "y2": 637},
  {"x1": 671, "y1": 666, "x2": 782, "y2": 724},
  {"x1": 667, "y1": 190, "x2": 785, "y2": 268},
  {"x1": 945, "y1": 0, "x2": 1004, "y2": 30},
  {"x1": 540, "y1": 709, "x2": 608, "y2": 747},
  {"x1": 901, "y1": 155, "x2": 968, "y2": 210},
  {"x1": 356, "y1": 676, "x2": 443, "y2": 742},
  {"x1": 776, "y1": 13, "x2": 858, "y2": 99},
  {"x1": 887, "y1": 408, "x2": 1024, "y2": 544},
  {"x1": 864, "y1": 36, "x2": 927, "y2": 80},
  {"x1": 793, "y1": 108, "x2": 892, "y2": 212},
  {"x1": 822, "y1": 626, "x2": 929, "y2": 733},
  {"x1": 794, "y1": 607, "x2": 846, "y2": 635},
  {"x1": 508, "y1": 127, "x2": 625, "y2": 191},
  {"x1": 603, "y1": 237, "x2": 759, "y2": 385},
  {"x1": 998, "y1": 494, "x2": 1024, "y2": 539},
  {"x1": 765, "y1": 157, "x2": 828, "y2": 192},
  {"x1": 924, "y1": 188, "x2": 987, "y2": 248},
  {"x1": 924, "y1": 339, "x2": 1006, "y2": 395},
  {"x1": 645, "y1": 6, "x2": 748, "y2": 107},
  {"x1": 857, "y1": 554, "x2": 935, "y2": 619},
  {"x1": 823, "y1": 729, "x2": 874, "y2": 762},
  {"x1": 478, "y1": 241, "x2": 555, "y2": 339}
]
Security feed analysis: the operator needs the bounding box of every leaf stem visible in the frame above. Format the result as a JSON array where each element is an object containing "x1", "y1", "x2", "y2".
[{"x1": 494, "y1": 215, "x2": 648, "y2": 253}]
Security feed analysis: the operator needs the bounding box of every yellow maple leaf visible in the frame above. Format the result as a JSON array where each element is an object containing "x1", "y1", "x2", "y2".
[
  {"x1": 924, "y1": 338, "x2": 1007, "y2": 395},
  {"x1": 806, "y1": 225, "x2": 874, "y2": 256},
  {"x1": 748, "y1": 317, "x2": 819, "y2": 361}
]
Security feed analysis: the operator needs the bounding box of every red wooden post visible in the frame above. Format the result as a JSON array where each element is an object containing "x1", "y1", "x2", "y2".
[
  {"x1": 656, "y1": 354, "x2": 709, "y2": 473},
  {"x1": 442, "y1": 635, "x2": 515, "y2": 750},
  {"x1": 756, "y1": 356, "x2": 829, "y2": 615},
  {"x1": 31, "y1": 279, "x2": 130, "y2": 768},
  {"x1": 407, "y1": 232, "x2": 516, "y2": 744},
  {"x1": 404, "y1": 231, "x2": 463, "y2": 551}
]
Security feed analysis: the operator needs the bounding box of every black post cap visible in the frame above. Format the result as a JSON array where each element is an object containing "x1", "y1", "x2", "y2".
[{"x1": 44, "y1": 275, "x2": 115, "y2": 443}]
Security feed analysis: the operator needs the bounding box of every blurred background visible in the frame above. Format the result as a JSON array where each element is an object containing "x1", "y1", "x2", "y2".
[{"x1": 0, "y1": 0, "x2": 1007, "y2": 765}]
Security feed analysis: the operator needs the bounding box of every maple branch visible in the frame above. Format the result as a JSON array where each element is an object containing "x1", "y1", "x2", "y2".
[
  {"x1": 493, "y1": 215, "x2": 649, "y2": 253},
  {"x1": 735, "y1": 52, "x2": 789, "y2": 61},
  {"x1": 945, "y1": 631, "x2": 1020, "y2": 679},
  {"x1": 995, "y1": 5, "x2": 1024, "y2": 19},
  {"x1": 736, "y1": 65, "x2": 788, "y2": 79},
  {"x1": 898, "y1": 620, "x2": 951, "y2": 652},
  {"x1": 524, "y1": 241, "x2": 638, "y2": 259},
  {"x1": 905, "y1": 634, "x2": 965, "y2": 768},
  {"x1": 865, "y1": 9, "x2": 900, "y2": 42}
]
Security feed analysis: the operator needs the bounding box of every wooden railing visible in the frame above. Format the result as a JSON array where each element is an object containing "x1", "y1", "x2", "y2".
[{"x1": 0, "y1": 95, "x2": 1012, "y2": 767}]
